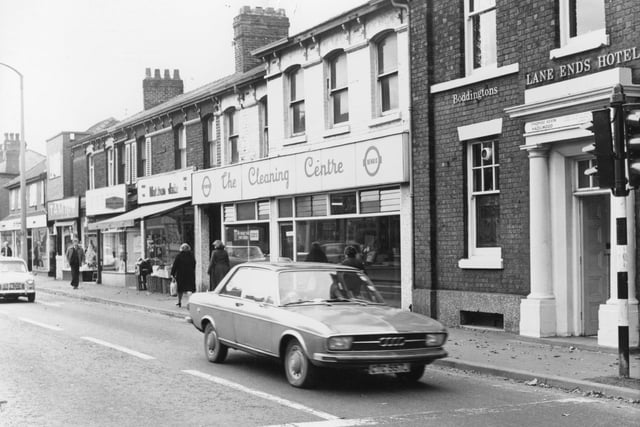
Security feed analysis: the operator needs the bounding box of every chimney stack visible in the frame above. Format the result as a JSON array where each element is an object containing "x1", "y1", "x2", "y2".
[
  {"x1": 143, "y1": 67, "x2": 184, "y2": 110},
  {"x1": 233, "y1": 6, "x2": 289, "y2": 73}
]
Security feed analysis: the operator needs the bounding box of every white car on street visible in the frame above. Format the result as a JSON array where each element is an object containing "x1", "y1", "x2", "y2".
[{"x1": 0, "y1": 257, "x2": 36, "y2": 303}]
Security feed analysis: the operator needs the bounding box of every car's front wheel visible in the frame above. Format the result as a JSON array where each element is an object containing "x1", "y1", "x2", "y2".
[
  {"x1": 284, "y1": 339, "x2": 317, "y2": 388},
  {"x1": 27, "y1": 294, "x2": 35, "y2": 303},
  {"x1": 396, "y1": 363, "x2": 426, "y2": 383},
  {"x1": 203, "y1": 323, "x2": 228, "y2": 363}
]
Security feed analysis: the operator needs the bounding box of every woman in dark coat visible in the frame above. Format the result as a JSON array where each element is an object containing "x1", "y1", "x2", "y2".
[
  {"x1": 305, "y1": 241, "x2": 328, "y2": 263},
  {"x1": 207, "y1": 240, "x2": 230, "y2": 291},
  {"x1": 170, "y1": 243, "x2": 196, "y2": 307}
]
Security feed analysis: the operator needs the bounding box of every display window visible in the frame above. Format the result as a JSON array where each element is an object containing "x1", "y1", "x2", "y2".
[
  {"x1": 32, "y1": 228, "x2": 48, "y2": 271},
  {"x1": 145, "y1": 206, "x2": 194, "y2": 270}
]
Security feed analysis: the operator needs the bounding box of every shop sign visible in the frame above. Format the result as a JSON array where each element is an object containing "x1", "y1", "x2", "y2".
[
  {"x1": 452, "y1": 86, "x2": 499, "y2": 105},
  {"x1": 86, "y1": 184, "x2": 127, "y2": 216},
  {"x1": 524, "y1": 112, "x2": 592, "y2": 134},
  {"x1": 0, "y1": 213, "x2": 47, "y2": 231},
  {"x1": 192, "y1": 134, "x2": 408, "y2": 204},
  {"x1": 525, "y1": 45, "x2": 640, "y2": 86},
  {"x1": 47, "y1": 197, "x2": 79, "y2": 220},
  {"x1": 137, "y1": 169, "x2": 193, "y2": 205}
]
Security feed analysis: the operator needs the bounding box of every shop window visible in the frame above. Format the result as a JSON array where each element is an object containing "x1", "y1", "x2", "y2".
[
  {"x1": 327, "y1": 50, "x2": 349, "y2": 126},
  {"x1": 224, "y1": 223, "x2": 270, "y2": 262},
  {"x1": 552, "y1": 0, "x2": 607, "y2": 58},
  {"x1": 278, "y1": 198, "x2": 293, "y2": 218},
  {"x1": 237, "y1": 202, "x2": 256, "y2": 221},
  {"x1": 287, "y1": 66, "x2": 305, "y2": 136},
  {"x1": 360, "y1": 188, "x2": 400, "y2": 214},
  {"x1": 374, "y1": 32, "x2": 398, "y2": 115},
  {"x1": 330, "y1": 192, "x2": 357, "y2": 215},
  {"x1": 32, "y1": 228, "x2": 48, "y2": 271},
  {"x1": 464, "y1": 0, "x2": 497, "y2": 75},
  {"x1": 101, "y1": 231, "x2": 126, "y2": 272},
  {"x1": 295, "y1": 195, "x2": 327, "y2": 217},
  {"x1": 146, "y1": 206, "x2": 194, "y2": 270}
]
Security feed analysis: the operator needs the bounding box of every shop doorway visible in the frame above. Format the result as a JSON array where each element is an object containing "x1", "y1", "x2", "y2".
[
  {"x1": 279, "y1": 222, "x2": 293, "y2": 261},
  {"x1": 580, "y1": 194, "x2": 610, "y2": 336}
]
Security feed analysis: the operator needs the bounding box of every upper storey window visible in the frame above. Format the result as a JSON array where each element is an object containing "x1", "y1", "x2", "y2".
[
  {"x1": 376, "y1": 32, "x2": 398, "y2": 114},
  {"x1": 287, "y1": 67, "x2": 305, "y2": 136},
  {"x1": 176, "y1": 125, "x2": 187, "y2": 169},
  {"x1": 552, "y1": 0, "x2": 607, "y2": 58},
  {"x1": 464, "y1": 0, "x2": 497, "y2": 75},
  {"x1": 328, "y1": 51, "x2": 349, "y2": 125},
  {"x1": 225, "y1": 108, "x2": 239, "y2": 165}
]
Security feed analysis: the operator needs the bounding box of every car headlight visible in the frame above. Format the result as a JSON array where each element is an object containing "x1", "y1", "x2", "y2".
[
  {"x1": 328, "y1": 336, "x2": 353, "y2": 351},
  {"x1": 26, "y1": 279, "x2": 35, "y2": 290},
  {"x1": 426, "y1": 333, "x2": 445, "y2": 346}
]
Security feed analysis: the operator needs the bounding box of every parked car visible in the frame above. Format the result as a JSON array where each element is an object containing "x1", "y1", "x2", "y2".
[
  {"x1": 226, "y1": 245, "x2": 268, "y2": 267},
  {"x1": 187, "y1": 262, "x2": 447, "y2": 388},
  {"x1": 0, "y1": 257, "x2": 36, "y2": 302}
]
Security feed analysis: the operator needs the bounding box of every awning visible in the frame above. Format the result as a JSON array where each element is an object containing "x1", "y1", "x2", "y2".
[{"x1": 88, "y1": 199, "x2": 189, "y2": 231}]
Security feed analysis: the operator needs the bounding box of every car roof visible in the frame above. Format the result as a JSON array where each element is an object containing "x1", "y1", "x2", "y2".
[{"x1": 236, "y1": 261, "x2": 360, "y2": 272}]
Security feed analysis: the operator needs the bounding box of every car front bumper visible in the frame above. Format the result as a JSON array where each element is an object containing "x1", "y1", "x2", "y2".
[
  {"x1": 312, "y1": 347, "x2": 448, "y2": 368},
  {"x1": 0, "y1": 290, "x2": 35, "y2": 298}
]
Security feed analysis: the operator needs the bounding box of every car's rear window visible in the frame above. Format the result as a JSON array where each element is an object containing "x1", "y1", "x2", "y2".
[{"x1": 0, "y1": 261, "x2": 27, "y2": 273}]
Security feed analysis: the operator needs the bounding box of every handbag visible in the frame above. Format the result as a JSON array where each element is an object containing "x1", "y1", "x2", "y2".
[{"x1": 170, "y1": 277, "x2": 178, "y2": 296}]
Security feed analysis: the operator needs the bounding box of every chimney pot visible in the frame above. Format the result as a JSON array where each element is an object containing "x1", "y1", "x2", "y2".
[
  {"x1": 154, "y1": 69, "x2": 161, "y2": 78},
  {"x1": 145, "y1": 68, "x2": 151, "y2": 78},
  {"x1": 173, "y1": 69, "x2": 180, "y2": 80},
  {"x1": 164, "y1": 69, "x2": 170, "y2": 79}
]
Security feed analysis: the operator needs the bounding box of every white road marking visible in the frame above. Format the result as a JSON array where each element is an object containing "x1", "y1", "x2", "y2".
[
  {"x1": 183, "y1": 369, "x2": 339, "y2": 421},
  {"x1": 81, "y1": 336, "x2": 155, "y2": 360},
  {"x1": 19, "y1": 317, "x2": 63, "y2": 331},
  {"x1": 262, "y1": 419, "x2": 376, "y2": 427}
]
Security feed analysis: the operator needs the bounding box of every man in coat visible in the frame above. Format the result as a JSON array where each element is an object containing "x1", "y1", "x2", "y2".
[{"x1": 65, "y1": 237, "x2": 85, "y2": 289}]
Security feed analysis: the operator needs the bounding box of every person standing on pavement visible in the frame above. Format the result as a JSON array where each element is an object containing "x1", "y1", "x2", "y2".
[
  {"x1": 1, "y1": 241, "x2": 12, "y2": 257},
  {"x1": 170, "y1": 243, "x2": 196, "y2": 307},
  {"x1": 207, "y1": 240, "x2": 230, "y2": 291},
  {"x1": 65, "y1": 237, "x2": 85, "y2": 289}
]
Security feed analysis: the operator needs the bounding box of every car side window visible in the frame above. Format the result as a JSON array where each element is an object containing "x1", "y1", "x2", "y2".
[
  {"x1": 219, "y1": 269, "x2": 246, "y2": 297},
  {"x1": 241, "y1": 268, "x2": 276, "y2": 304}
]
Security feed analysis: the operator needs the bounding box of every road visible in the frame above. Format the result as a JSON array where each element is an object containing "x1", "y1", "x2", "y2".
[{"x1": 1, "y1": 293, "x2": 638, "y2": 427}]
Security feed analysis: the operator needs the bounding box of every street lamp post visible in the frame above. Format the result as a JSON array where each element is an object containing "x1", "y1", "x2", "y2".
[{"x1": 0, "y1": 62, "x2": 28, "y2": 265}]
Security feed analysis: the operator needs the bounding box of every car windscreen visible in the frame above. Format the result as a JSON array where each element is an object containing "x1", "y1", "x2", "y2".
[
  {"x1": 278, "y1": 270, "x2": 385, "y2": 305},
  {"x1": 0, "y1": 261, "x2": 27, "y2": 273}
]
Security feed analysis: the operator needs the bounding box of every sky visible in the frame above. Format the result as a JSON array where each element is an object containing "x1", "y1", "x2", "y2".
[{"x1": 0, "y1": 0, "x2": 368, "y2": 160}]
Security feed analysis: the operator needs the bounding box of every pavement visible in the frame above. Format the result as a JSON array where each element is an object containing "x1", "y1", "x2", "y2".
[{"x1": 34, "y1": 275, "x2": 640, "y2": 403}]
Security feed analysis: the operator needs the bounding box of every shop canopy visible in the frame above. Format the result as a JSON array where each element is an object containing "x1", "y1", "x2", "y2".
[{"x1": 89, "y1": 200, "x2": 189, "y2": 231}]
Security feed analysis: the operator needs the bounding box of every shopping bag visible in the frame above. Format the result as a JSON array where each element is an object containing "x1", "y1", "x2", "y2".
[{"x1": 170, "y1": 278, "x2": 178, "y2": 296}]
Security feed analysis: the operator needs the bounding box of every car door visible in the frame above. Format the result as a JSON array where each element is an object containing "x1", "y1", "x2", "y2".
[
  {"x1": 213, "y1": 269, "x2": 248, "y2": 344},
  {"x1": 233, "y1": 267, "x2": 278, "y2": 355}
]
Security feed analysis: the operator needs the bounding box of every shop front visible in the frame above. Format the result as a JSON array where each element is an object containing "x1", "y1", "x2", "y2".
[
  {"x1": 89, "y1": 170, "x2": 194, "y2": 290},
  {"x1": 0, "y1": 212, "x2": 48, "y2": 272},
  {"x1": 47, "y1": 196, "x2": 80, "y2": 279},
  {"x1": 193, "y1": 134, "x2": 411, "y2": 308}
]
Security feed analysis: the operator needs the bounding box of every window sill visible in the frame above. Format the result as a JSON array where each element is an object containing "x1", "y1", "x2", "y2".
[
  {"x1": 323, "y1": 124, "x2": 350, "y2": 138},
  {"x1": 283, "y1": 134, "x2": 307, "y2": 146},
  {"x1": 368, "y1": 111, "x2": 401, "y2": 128},
  {"x1": 458, "y1": 255, "x2": 503, "y2": 270},
  {"x1": 431, "y1": 63, "x2": 519, "y2": 93},
  {"x1": 550, "y1": 31, "x2": 609, "y2": 59}
]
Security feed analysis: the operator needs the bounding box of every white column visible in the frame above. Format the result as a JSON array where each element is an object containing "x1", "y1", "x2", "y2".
[
  {"x1": 598, "y1": 192, "x2": 639, "y2": 347},
  {"x1": 194, "y1": 205, "x2": 209, "y2": 293},
  {"x1": 520, "y1": 146, "x2": 557, "y2": 337}
]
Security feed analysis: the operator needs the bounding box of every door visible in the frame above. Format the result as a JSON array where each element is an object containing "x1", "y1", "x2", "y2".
[
  {"x1": 581, "y1": 195, "x2": 610, "y2": 336},
  {"x1": 280, "y1": 222, "x2": 293, "y2": 261}
]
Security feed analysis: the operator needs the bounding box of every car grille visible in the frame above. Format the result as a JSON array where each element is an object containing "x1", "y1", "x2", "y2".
[
  {"x1": 350, "y1": 333, "x2": 430, "y2": 351},
  {"x1": 1, "y1": 282, "x2": 25, "y2": 290}
]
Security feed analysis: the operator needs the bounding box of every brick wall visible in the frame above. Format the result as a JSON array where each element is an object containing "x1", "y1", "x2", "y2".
[
  {"x1": 93, "y1": 150, "x2": 106, "y2": 189},
  {"x1": 149, "y1": 130, "x2": 174, "y2": 175},
  {"x1": 233, "y1": 6, "x2": 289, "y2": 73}
]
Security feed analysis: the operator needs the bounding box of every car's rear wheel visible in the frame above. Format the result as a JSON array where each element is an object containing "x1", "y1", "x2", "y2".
[
  {"x1": 204, "y1": 323, "x2": 228, "y2": 363},
  {"x1": 27, "y1": 294, "x2": 35, "y2": 303},
  {"x1": 396, "y1": 363, "x2": 426, "y2": 383},
  {"x1": 284, "y1": 339, "x2": 317, "y2": 388}
]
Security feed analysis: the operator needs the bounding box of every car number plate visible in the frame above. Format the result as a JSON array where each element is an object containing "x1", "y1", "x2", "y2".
[{"x1": 368, "y1": 363, "x2": 410, "y2": 375}]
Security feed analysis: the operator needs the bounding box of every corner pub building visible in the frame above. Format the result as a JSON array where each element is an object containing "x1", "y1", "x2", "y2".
[{"x1": 409, "y1": 0, "x2": 639, "y2": 347}]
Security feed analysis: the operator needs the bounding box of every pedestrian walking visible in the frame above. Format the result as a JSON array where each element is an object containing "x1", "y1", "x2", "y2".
[
  {"x1": 305, "y1": 241, "x2": 328, "y2": 263},
  {"x1": 135, "y1": 257, "x2": 152, "y2": 291},
  {"x1": 1, "y1": 241, "x2": 12, "y2": 257},
  {"x1": 170, "y1": 243, "x2": 196, "y2": 307},
  {"x1": 65, "y1": 237, "x2": 85, "y2": 289},
  {"x1": 207, "y1": 240, "x2": 230, "y2": 291}
]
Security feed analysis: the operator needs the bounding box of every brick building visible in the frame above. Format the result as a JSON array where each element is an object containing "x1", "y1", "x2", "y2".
[{"x1": 409, "y1": 0, "x2": 639, "y2": 347}]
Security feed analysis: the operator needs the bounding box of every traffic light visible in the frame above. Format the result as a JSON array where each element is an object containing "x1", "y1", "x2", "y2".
[
  {"x1": 582, "y1": 108, "x2": 614, "y2": 189},
  {"x1": 626, "y1": 108, "x2": 640, "y2": 188}
]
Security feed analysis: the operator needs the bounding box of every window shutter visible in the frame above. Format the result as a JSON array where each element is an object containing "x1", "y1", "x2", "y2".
[
  {"x1": 131, "y1": 141, "x2": 137, "y2": 182},
  {"x1": 124, "y1": 144, "x2": 131, "y2": 184},
  {"x1": 145, "y1": 137, "x2": 152, "y2": 176}
]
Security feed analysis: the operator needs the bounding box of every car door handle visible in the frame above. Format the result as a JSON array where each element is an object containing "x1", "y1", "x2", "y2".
[{"x1": 235, "y1": 302, "x2": 244, "y2": 307}]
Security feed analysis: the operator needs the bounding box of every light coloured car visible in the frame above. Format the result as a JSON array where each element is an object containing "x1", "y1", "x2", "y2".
[
  {"x1": 0, "y1": 257, "x2": 36, "y2": 303},
  {"x1": 187, "y1": 262, "x2": 447, "y2": 388}
]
